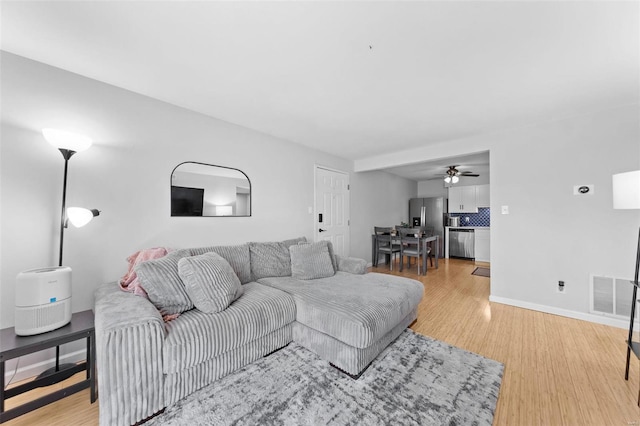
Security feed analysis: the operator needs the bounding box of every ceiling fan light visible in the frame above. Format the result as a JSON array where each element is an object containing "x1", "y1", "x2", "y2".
[
  {"x1": 452, "y1": 176, "x2": 459, "y2": 184},
  {"x1": 444, "y1": 176, "x2": 451, "y2": 183}
]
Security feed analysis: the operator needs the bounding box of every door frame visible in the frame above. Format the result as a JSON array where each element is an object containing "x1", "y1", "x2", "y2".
[{"x1": 313, "y1": 164, "x2": 351, "y2": 256}]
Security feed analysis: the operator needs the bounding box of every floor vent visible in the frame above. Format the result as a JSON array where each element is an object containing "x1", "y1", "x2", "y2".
[{"x1": 590, "y1": 275, "x2": 635, "y2": 321}]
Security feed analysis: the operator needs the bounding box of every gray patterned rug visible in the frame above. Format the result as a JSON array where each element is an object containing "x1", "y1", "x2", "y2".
[{"x1": 147, "y1": 330, "x2": 503, "y2": 425}]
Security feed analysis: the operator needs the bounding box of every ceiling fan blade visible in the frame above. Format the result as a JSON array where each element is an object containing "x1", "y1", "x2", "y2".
[{"x1": 459, "y1": 173, "x2": 480, "y2": 177}]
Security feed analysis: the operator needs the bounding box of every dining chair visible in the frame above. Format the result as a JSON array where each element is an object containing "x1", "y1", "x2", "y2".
[
  {"x1": 374, "y1": 226, "x2": 401, "y2": 270},
  {"x1": 421, "y1": 226, "x2": 435, "y2": 267},
  {"x1": 398, "y1": 227, "x2": 431, "y2": 275}
]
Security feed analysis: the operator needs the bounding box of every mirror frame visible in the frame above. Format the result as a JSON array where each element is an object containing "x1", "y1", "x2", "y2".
[{"x1": 170, "y1": 161, "x2": 252, "y2": 217}]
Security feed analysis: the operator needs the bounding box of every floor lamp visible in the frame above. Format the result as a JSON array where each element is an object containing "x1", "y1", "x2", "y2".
[
  {"x1": 616, "y1": 170, "x2": 640, "y2": 404},
  {"x1": 39, "y1": 128, "x2": 100, "y2": 380},
  {"x1": 43, "y1": 129, "x2": 100, "y2": 266}
]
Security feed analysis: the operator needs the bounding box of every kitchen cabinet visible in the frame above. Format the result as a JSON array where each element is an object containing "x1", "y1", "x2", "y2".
[
  {"x1": 474, "y1": 228, "x2": 490, "y2": 262},
  {"x1": 476, "y1": 184, "x2": 490, "y2": 208},
  {"x1": 448, "y1": 186, "x2": 477, "y2": 213}
]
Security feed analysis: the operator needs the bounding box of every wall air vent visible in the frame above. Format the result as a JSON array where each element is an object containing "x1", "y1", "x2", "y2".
[{"x1": 590, "y1": 275, "x2": 636, "y2": 323}]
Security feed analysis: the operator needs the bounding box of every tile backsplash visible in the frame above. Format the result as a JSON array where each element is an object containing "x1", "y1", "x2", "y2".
[{"x1": 449, "y1": 207, "x2": 490, "y2": 227}]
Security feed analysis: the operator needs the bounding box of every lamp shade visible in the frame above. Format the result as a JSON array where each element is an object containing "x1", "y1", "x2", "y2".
[
  {"x1": 67, "y1": 207, "x2": 100, "y2": 227},
  {"x1": 215, "y1": 205, "x2": 233, "y2": 216},
  {"x1": 42, "y1": 128, "x2": 93, "y2": 152},
  {"x1": 613, "y1": 170, "x2": 640, "y2": 210}
]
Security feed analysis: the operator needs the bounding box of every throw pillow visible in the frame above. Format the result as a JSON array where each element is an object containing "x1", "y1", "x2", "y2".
[
  {"x1": 290, "y1": 241, "x2": 336, "y2": 280},
  {"x1": 249, "y1": 241, "x2": 293, "y2": 280},
  {"x1": 301, "y1": 240, "x2": 338, "y2": 272},
  {"x1": 178, "y1": 252, "x2": 244, "y2": 313},
  {"x1": 134, "y1": 249, "x2": 193, "y2": 316},
  {"x1": 190, "y1": 244, "x2": 252, "y2": 284}
]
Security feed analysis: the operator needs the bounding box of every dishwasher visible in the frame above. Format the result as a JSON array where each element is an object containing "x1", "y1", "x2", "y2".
[{"x1": 449, "y1": 229, "x2": 475, "y2": 259}]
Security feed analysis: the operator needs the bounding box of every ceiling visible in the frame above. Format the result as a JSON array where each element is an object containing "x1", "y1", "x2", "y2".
[
  {"x1": 383, "y1": 151, "x2": 490, "y2": 182},
  {"x1": 1, "y1": 1, "x2": 638, "y2": 181}
]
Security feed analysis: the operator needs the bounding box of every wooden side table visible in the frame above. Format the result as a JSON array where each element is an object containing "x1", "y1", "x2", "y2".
[{"x1": 0, "y1": 310, "x2": 97, "y2": 423}]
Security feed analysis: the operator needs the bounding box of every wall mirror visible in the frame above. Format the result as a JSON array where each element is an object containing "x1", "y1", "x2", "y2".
[{"x1": 170, "y1": 162, "x2": 251, "y2": 217}]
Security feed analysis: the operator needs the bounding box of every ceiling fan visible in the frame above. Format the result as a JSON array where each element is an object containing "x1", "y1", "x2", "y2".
[{"x1": 441, "y1": 165, "x2": 479, "y2": 183}]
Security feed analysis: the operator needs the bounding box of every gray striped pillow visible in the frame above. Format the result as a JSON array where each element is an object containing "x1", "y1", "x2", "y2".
[
  {"x1": 134, "y1": 249, "x2": 193, "y2": 315},
  {"x1": 289, "y1": 241, "x2": 336, "y2": 280},
  {"x1": 189, "y1": 244, "x2": 252, "y2": 284},
  {"x1": 178, "y1": 252, "x2": 244, "y2": 313}
]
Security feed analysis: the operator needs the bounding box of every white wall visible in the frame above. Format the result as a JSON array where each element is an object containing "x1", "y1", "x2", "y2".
[
  {"x1": 357, "y1": 104, "x2": 640, "y2": 323},
  {"x1": 351, "y1": 171, "x2": 418, "y2": 264},
  {"x1": 0, "y1": 52, "x2": 415, "y2": 331},
  {"x1": 417, "y1": 179, "x2": 448, "y2": 198}
]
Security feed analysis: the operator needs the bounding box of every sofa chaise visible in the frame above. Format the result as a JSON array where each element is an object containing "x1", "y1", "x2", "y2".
[{"x1": 94, "y1": 237, "x2": 424, "y2": 426}]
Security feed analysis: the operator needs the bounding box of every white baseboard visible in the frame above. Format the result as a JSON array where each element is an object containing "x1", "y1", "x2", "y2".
[
  {"x1": 489, "y1": 295, "x2": 633, "y2": 330},
  {"x1": 3, "y1": 348, "x2": 87, "y2": 385}
]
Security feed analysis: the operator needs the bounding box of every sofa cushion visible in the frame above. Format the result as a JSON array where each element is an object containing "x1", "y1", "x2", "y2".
[
  {"x1": 134, "y1": 249, "x2": 193, "y2": 316},
  {"x1": 290, "y1": 241, "x2": 335, "y2": 280},
  {"x1": 248, "y1": 241, "x2": 291, "y2": 280},
  {"x1": 178, "y1": 252, "x2": 244, "y2": 314},
  {"x1": 257, "y1": 272, "x2": 423, "y2": 349},
  {"x1": 282, "y1": 236, "x2": 307, "y2": 248},
  {"x1": 189, "y1": 244, "x2": 252, "y2": 284},
  {"x1": 163, "y1": 282, "x2": 296, "y2": 374}
]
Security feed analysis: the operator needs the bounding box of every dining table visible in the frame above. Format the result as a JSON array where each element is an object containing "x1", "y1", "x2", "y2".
[{"x1": 371, "y1": 233, "x2": 439, "y2": 275}]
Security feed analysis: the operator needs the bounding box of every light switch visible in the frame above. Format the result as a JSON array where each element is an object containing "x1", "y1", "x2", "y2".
[
  {"x1": 501, "y1": 205, "x2": 509, "y2": 215},
  {"x1": 308, "y1": 206, "x2": 313, "y2": 214}
]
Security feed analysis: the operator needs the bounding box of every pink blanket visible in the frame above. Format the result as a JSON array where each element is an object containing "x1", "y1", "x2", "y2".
[
  {"x1": 119, "y1": 247, "x2": 180, "y2": 322},
  {"x1": 119, "y1": 247, "x2": 169, "y2": 296}
]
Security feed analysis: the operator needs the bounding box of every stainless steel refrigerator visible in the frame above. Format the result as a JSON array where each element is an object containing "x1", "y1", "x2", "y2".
[{"x1": 409, "y1": 197, "x2": 448, "y2": 258}]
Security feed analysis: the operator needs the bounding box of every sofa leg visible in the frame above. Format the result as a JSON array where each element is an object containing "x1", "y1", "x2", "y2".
[{"x1": 329, "y1": 362, "x2": 371, "y2": 380}]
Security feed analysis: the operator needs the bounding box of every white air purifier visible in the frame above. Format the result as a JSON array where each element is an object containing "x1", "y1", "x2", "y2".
[{"x1": 15, "y1": 266, "x2": 72, "y2": 336}]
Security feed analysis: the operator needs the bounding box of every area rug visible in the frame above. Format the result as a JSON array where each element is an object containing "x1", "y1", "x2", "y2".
[
  {"x1": 472, "y1": 267, "x2": 491, "y2": 277},
  {"x1": 146, "y1": 330, "x2": 503, "y2": 426}
]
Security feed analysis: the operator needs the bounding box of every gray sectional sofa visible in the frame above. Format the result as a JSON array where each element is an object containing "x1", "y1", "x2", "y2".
[{"x1": 94, "y1": 237, "x2": 424, "y2": 426}]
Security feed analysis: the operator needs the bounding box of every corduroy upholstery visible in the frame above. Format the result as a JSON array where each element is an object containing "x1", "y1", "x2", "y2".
[
  {"x1": 189, "y1": 244, "x2": 252, "y2": 284},
  {"x1": 163, "y1": 283, "x2": 295, "y2": 374},
  {"x1": 292, "y1": 308, "x2": 417, "y2": 375},
  {"x1": 258, "y1": 272, "x2": 423, "y2": 348},
  {"x1": 178, "y1": 252, "x2": 244, "y2": 313},
  {"x1": 289, "y1": 241, "x2": 336, "y2": 280},
  {"x1": 95, "y1": 237, "x2": 422, "y2": 426}
]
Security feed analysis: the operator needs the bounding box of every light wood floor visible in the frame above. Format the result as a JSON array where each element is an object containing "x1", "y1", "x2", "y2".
[{"x1": 4, "y1": 258, "x2": 639, "y2": 425}]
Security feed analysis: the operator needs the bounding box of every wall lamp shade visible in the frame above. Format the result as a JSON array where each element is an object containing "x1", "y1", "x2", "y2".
[
  {"x1": 67, "y1": 207, "x2": 100, "y2": 228},
  {"x1": 42, "y1": 128, "x2": 93, "y2": 152},
  {"x1": 613, "y1": 170, "x2": 640, "y2": 210}
]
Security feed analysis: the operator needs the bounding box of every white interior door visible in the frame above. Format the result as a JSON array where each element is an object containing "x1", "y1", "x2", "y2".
[{"x1": 315, "y1": 166, "x2": 350, "y2": 256}]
